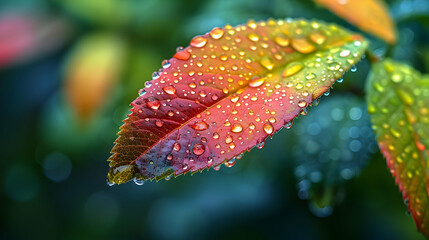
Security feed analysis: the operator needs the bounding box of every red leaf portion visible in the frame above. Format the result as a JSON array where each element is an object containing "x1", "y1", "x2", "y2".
[{"x1": 107, "y1": 19, "x2": 367, "y2": 185}]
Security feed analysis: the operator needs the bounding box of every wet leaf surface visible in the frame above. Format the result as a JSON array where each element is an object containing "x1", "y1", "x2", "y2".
[
  {"x1": 107, "y1": 19, "x2": 368, "y2": 185},
  {"x1": 366, "y1": 59, "x2": 429, "y2": 237}
]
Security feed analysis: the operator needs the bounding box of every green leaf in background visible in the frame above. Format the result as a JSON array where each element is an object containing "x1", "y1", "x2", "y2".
[
  {"x1": 290, "y1": 94, "x2": 377, "y2": 217},
  {"x1": 366, "y1": 58, "x2": 429, "y2": 237}
]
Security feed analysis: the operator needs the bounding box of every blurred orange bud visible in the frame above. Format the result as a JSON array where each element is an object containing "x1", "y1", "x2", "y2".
[{"x1": 63, "y1": 33, "x2": 126, "y2": 124}]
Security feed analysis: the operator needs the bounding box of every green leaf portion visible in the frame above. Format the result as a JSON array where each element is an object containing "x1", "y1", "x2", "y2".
[{"x1": 366, "y1": 59, "x2": 429, "y2": 237}]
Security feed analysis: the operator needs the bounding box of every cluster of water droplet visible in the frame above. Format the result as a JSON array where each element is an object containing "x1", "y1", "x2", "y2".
[{"x1": 108, "y1": 18, "x2": 367, "y2": 185}]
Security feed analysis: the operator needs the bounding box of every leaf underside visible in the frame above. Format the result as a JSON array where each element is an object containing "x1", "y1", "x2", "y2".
[
  {"x1": 292, "y1": 95, "x2": 376, "y2": 212},
  {"x1": 107, "y1": 19, "x2": 367, "y2": 185},
  {"x1": 366, "y1": 59, "x2": 429, "y2": 237},
  {"x1": 315, "y1": 0, "x2": 396, "y2": 44}
]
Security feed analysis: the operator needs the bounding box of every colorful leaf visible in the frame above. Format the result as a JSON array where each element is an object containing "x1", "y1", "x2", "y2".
[
  {"x1": 290, "y1": 95, "x2": 377, "y2": 217},
  {"x1": 314, "y1": 0, "x2": 397, "y2": 44},
  {"x1": 107, "y1": 19, "x2": 368, "y2": 185},
  {"x1": 64, "y1": 33, "x2": 126, "y2": 123},
  {"x1": 366, "y1": 59, "x2": 429, "y2": 237}
]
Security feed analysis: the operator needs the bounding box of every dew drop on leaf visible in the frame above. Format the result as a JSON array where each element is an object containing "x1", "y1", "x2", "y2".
[
  {"x1": 163, "y1": 85, "x2": 176, "y2": 95},
  {"x1": 192, "y1": 143, "x2": 205, "y2": 156},
  {"x1": 192, "y1": 121, "x2": 209, "y2": 131},
  {"x1": 263, "y1": 122, "x2": 274, "y2": 134}
]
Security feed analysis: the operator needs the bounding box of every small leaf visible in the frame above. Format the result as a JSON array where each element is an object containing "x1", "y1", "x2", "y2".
[
  {"x1": 315, "y1": 0, "x2": 397, "y2": 44},
  {"x1": 64, "y1": 33, "x2": 126, "y2": 123},
  {"x1": 366, "y1": 59, "x2": 429, "y2": 237},
  {"x1": 107, "y1": 19, "x2": 368, "y2": 185},
  {"x1": 290, "y1": 95, "x2": 377, "y2": 217}
]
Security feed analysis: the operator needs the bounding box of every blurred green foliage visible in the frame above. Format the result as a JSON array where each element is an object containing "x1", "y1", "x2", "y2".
[{"x1": 1, "y1": 0, "x2": 428, "y2": 239}]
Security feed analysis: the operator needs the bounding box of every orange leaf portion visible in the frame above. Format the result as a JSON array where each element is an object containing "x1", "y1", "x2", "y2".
[
  {"x1": 315, "y1": 0, "x2": 397, "y2": 44},
  {"x1": 107, "y1": 19, "x2": 368, "y2": 185}
]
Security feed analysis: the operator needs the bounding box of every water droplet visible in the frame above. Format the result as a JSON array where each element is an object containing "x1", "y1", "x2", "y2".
[
  {"x1": 211, "y1": 94, "x2": 219, "y2": 101},
  {"x1": 295, "y1": 83, "x2": 304, "y2": 90},
  {"x1": 192, "y1": 121, "x2": 209, "y2": 131},
  {"x1": 391, "y1": 73, "x2": 402, "y2": 83},
  {"x1": 312, "y1": 97, "x2": 320, "y2": 106},
  {"x1": 274, "y1": 36, "x2": 290, "y2": 47},
  {"x1": 284, "y1": 121, "x2": 293, "y2": 129},
  {"x1": 163, "y1": 85, "x2": 176, "y2": 95},
  {"x1": 328, "y1": 62, "x2": 341, "y2": 71},
  {"x1": 298, "y1": 100, "x2": 307, "y2": 108},
  {"x1": 189, "y1": 82, "x2": 197, "y2": 88},
  {"x1": 310, "y1": 32, "x2": 326, "y2": 45},
  {"x1": 183, "y1": 164, "x2": 189, "y2": 171},
  {"x1": 162, "y1": 60, "x2": 171, "y2": 69},
  {"x1": 249, "y1": 77, "x2": 265, "y2": 88},
  {"x1": 166, "y1": 154, "x2": 173, "y2": 161},
  {"x1": 146, "y1": 81, "x2": 153, "y2": 88},
  {"x1": 174, "y1": 49, "x2": 191, "y2": 60},
  {"x1": 256, "y1": 141, "x2": 265, "y2": 149},
  {"x1": 225, "y1": 135, "x2": 233, "y2": 144},
  {"x1": 173, "y1": 142, "x2": 181, "y2": 151},
  {"x1": 282, "y1": 62, "x2": 303, "y2": 77},
  {"x1": 213, "y1": 165, "x2": 221, "y2": 171},
  {"x1": 292, "y1": 38, "x2": 316, "y2": 54},
  {"x1": 337, "y1": 78, "x2": 343, "y2": 83},
  {"x1": 248, "y1": 33, "x2": 259, "y2": 42},
  {"x1": 231, "y1": 123, "x2": 243, "y2": 133},
  {"x1": 260, "y1": 57, "x2": 275, "y2": 70},
  {"x1": 152, "y1": 72, "x2": 160, "y2": 80},
  {"x1": 263, "y1": 122, "x2": 274, "y2": 134},
  {"x1": 190, "y1": 36, "x2": 208, "y2": 48},
  {"x1": 213, "y1": 132, "x2": 219, "y2": 139},
  {"x1": 138, "y1": 89, "x2": 146, "y2": 96},
  {"x1": 300, "y1": 107, "x2": 308, "y2": 115},
  {"x1": 199, "y1": 90, "x2": 207, "y2": 98},
  {"x1": 350, "y1": 65, "x2": 357, "y2": 72},
  {"x1": 306, "y1": 73, "x2": 316, "y2": 80},
  {"x1": 165, "y1": 175, "x2": 172, "y2": 181},
  {"x1": 133, "y1": 178, "x2": 145, "y2": 185},
  {"x1": 324, "y1": 89, "x2": 330, "y2": 96},
  {"x1": 155, "y1": 120, "x2": 164, "y2": 127},
  {"x1": 146, "y1": 97, "x2": 161, "y2": 110},
  {"x1": 192, "y1": 143, "x2": 205, "y2": 156},
  {"x1": 107, "y1": 179, "x2": 114, "y2": 186},
  {"x1": 339, "y1": 50, "x2": 351, "y2": 57},
  {"x1": 225, "y1": 158, "x2": 236, "y2": 167},
  {"x1": 210, "y1": 27, "x2": 224, "y2": 39}
]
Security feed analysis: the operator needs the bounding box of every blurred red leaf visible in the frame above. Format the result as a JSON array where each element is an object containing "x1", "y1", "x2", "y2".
[
  {"x1": 64, "y1": 33, "x2": 126, "y2": 123},
  {"x1": 315, "y1": 0, "x2": 397, "y2": 44},
  {"x1": 0, "y1": 14, "x2": 72, "y2": 69},
  {"x1": 107, "y1": 19, "x2": 368, "y2": 185}
]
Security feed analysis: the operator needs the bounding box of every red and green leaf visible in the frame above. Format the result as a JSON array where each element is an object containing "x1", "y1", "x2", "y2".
[
  {"x1": 366, "y1": 59, "x2": 429, "y2": 237},
  {"x1": 107, "y1": 19, "x2": 368, "y2": 185},
  {"x1": 315, "y1": 0, "x2": 397, "y2": 44}
]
